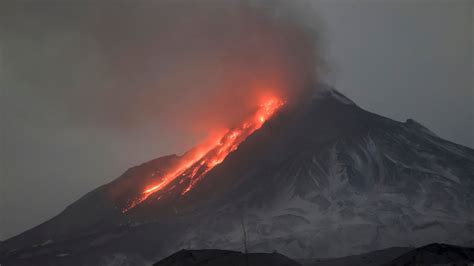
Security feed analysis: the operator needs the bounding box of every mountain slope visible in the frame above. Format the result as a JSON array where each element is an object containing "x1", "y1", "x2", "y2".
[{"x1": 1, "y1": 84, "x2": 473, "y2": 265}]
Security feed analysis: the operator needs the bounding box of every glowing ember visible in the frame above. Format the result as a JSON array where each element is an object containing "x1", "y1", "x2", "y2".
[{"x1": 123, "y1": 97, "x2": 285, "y2": 212}]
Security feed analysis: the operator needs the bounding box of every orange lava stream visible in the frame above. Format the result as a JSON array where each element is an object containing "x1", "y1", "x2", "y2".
[{"x1": 122, "y1": 97, "x2": 285, "y2": 212}]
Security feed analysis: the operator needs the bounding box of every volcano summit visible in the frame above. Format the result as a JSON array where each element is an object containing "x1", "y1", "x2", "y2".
[{"x1": 1, "y1": 84, "x2": 473, "y2": 266}]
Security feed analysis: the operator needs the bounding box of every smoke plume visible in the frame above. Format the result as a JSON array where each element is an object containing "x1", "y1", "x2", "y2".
[
  {"x1": 3, "y1": 0, "x2": 323, "y2": 138},
  {"x1": 86, "y1": 0, "x2": 322, "y2": 135}
]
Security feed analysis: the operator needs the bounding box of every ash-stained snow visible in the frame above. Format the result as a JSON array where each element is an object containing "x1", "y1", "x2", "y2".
[{"x1": 1, "y1": 84, "x2": 473, "y2": 266}]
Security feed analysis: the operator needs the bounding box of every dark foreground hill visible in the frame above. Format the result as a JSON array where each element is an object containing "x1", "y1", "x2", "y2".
[
  {"x1": 153, "y1": 249, "x2": 301, "y2": 266},
  {"x1": 383, "y1": 243, "x2": 474, "y2": 266},
  {"x1": 300, "y1": 247, "x2": 412, "y2": 266},
  {"x1": 153, "y1": 243, "x2": 474, "y2": 266}
]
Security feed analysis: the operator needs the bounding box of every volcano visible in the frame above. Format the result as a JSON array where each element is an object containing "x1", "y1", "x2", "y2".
[{"x1": 1, "y1": 84, "x2": 473, "y2": 266}]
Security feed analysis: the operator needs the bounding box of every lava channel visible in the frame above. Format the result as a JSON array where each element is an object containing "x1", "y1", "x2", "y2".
[{"x1": 123, "y1": 97, "x2": 285, "y2": 212}]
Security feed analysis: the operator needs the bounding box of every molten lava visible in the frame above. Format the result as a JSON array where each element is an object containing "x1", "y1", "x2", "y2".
[{"x1": 123, "y1": 97, "x2": 285, "y2": 212}]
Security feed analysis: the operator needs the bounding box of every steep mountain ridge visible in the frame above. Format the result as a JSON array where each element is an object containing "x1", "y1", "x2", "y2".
[{"x1": 1, "y1": 84, "x2": 473, "y2": 265}]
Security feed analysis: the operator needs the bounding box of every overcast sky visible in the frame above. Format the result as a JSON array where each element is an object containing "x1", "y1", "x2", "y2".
[{"x1": 1, "y1": 0, "x2": 472, "y2": 240}]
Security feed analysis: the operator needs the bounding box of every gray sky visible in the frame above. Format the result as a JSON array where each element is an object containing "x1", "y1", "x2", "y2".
[{"x1": 1, "y1": 0, "x2": 472, "y2": 240}]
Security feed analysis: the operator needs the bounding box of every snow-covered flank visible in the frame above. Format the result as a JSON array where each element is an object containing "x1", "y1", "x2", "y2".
[{"x1": 1, "y1": 84, "x2": 473, "y2": 265}]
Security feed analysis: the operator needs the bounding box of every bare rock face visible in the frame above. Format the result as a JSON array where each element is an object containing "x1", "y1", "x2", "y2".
[{"x1": 1, "y1": 84, "x2": 474, "y2": 265}]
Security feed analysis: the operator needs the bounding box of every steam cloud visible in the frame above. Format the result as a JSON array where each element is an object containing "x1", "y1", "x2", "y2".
[
  {"x1": 87, "y1": 0, "x2": 323, "y2": 136},
  {"x1": 3, "y1": 0, "x2": 324, "y2": 142}
]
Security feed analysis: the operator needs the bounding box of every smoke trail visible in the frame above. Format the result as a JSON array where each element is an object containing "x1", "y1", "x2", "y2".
[
  {"x1": 1, "y1": 0, "x2": 324, "y2": 147},
  {"x1": 86, "y1": 0, "x2": 323, "y2": 134}
]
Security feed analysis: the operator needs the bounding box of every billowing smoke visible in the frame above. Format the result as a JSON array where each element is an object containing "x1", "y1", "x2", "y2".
[
  {"x1": 85, "y1": 0, "x2": 322, "y2": 135},
  {"x1": 3, "y1": 0, "x2": 323, "y2": 137}
]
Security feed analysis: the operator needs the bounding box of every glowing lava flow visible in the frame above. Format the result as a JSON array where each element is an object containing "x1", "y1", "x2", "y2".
[{"x1": 123, "y1": 97, "x2": 285, "y2": 212}]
